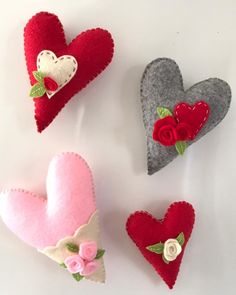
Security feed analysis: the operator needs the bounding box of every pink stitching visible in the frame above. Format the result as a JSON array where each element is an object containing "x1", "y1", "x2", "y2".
[{"x1": 175, "y1": 101, "x2": 209, "y2": 137}]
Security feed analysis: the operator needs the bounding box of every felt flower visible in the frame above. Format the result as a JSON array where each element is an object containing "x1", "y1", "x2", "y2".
[
  {"x1": 79, "y1": 241, "x2": 98, "y2": 261},
  {"x1": 80, "y1": 260, "x2": 99, "y2": 276},
  {"x1": 43, "y1": 76, "x2": 58, "y2": 91},
  {"x1": 163, "y1": 239, "x2": 182, "y2": 262},
  {"x1": 175, "y1": 122, "x2": 193, "y2": 141},
  {"x1": 153, "y1": 116, "x2": 177, "y2": 146},
  {"x1": 146, "y1": 232, "x2": 185, "y2": 264},
  {"x1": 64, "y1": 254, "x2": 85, "y2": 274},
  {"x1": 29, "y1": 71, "x2": 59, "y2": 98},
  {"x1": 60, "y1": 240, "x2": 105, "y2": 281}
]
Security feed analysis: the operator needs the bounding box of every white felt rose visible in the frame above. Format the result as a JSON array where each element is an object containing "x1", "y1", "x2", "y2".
[{"x1": 163, "y1": 239, "x2": 182, "y2": 262}]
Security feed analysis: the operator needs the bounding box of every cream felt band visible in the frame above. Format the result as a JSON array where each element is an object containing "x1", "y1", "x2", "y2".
[{"x1": 39, "y1": 211, "x2": 105, "y2": 283}]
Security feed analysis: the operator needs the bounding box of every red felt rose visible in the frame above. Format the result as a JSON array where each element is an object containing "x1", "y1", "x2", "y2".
[
  {"x1": 24, "y1": 12, "x2": 114, "y2": 132},
  {"x1": 175, "y1": 122, "x2": 193, "y2": 141},
  {"x1": 43, "y1": 77, "x2": 58, "y2": 92},
  {"x1": 153, "y1": 101, "x2": 210, "y2": 149},
  {"x1": 174, "y1": 101, "x2": 210, "y2": 140},
  {"x1": 153, "y1": 116, "x2": 177, "y2": 146}
]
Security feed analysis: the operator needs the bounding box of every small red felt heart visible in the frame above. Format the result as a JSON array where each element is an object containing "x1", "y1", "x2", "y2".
[
  {"x1": 174, "y1": 101, "x2": 210, "y2": 139},
  {"x1": 126, "y1": 202, "x2": 195, "y2": 289},
  {"x1": 24, "y1": 12, "x2": 114, "y2": 132}
]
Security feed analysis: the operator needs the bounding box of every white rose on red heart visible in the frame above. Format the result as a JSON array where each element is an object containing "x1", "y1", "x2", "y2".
[{"x1": 163, "y1": 238, "x2": 182, "y2": 262}]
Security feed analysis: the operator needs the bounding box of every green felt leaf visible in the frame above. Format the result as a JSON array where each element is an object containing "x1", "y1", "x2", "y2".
[
  {"x1": 95, "y1": 249, "x2": 105, "y2": 259},
  {"x1": 59, "y1": 263, "x2": 67, "y2": 268},
  {"x1": 33, "y1": 71, "x2": 45, "y2": 82},
  {"x1": 146, "y1": 242, "x2": 164, "y2": 254},
  {"x1": 65, "y1": 243, "x2": 79, "y2": 253},
  {"x1": 29, "y1": 83, "x2": 46, "y2": 98},
  {"x1": 156, "y1": 107, "x2": 172, "y2": 118},
  {"x1": 175, "y1": 141, "x2": 187, "y2": 155},
  {"x1": 72, "y1": 273, "x2": 84, "y2": 282},
  {"x1": 162, "y1": 254, "x2": 170, "y2": 264},
  {"x1": 176, "y1": 232, "x2": 185, "y2": 246}
]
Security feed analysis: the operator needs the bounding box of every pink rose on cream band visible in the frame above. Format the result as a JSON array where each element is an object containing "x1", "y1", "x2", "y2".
[
  {"x1": 81, "y1": 260, "x2": 99, "y2": 276},
  {"x1": 62, "y1": 240, "x2": 104, "y2": 279},
  {"x1": 65, "y1": 255, "x2": 85, "y2": 274},
  {"x1": 79, "y1": 241, "x2": 98, "y2": 261}
]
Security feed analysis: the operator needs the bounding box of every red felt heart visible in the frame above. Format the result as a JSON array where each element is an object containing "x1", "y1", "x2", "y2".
[
  {"x1": 24, "y1": 12, "x2": 114, "y2": 132},
  {"x1": 126, "y1": 202, "x2": 195, "y2": 289},
  {"x1": 174, "y1": 101, "x2": 210, "y2": 139}
]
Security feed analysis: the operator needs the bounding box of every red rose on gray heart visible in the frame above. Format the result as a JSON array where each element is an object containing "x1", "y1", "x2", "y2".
[{"x1": 153, "y1": 116, "x2": 193, "y2": 146}]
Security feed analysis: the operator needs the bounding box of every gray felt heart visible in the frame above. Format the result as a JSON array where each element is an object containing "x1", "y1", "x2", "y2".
[{"x1": 140, "y1": 58, "x2": 231, "y2": 175}]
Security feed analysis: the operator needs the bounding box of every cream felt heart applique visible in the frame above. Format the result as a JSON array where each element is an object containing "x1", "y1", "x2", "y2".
[
  {"x1": 30, "y1": 50, "x2": 78, "y2": 99},
  {"x1": 24, "y1": 12, "x2": 114, "y2": 132},
  {"x1": 0, "y1": 153, "x2": 105, "y2": 283}
]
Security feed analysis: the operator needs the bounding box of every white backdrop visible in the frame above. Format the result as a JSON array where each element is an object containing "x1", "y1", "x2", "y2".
[{"x1": 0, "y1": 0, "x2": 236, "y2": 294}]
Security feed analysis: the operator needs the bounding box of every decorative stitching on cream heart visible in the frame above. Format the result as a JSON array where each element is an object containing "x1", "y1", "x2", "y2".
[{"x1": 37, "y1": 50, "x2": 78, "y2": 98}]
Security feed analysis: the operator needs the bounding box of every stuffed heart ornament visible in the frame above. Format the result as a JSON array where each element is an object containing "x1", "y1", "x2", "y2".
[
  {"x1": 24, "y1": 12, "x2": 114, "y2": 132},
  {"x1": 126, "y1": 202, "x2": 195, "y2": 289},
  {"x1": 0, "y1": 153, "x2": 105, "y2": 283},
  {"x1": 141, "y1": 58, "x2": 231, "y2": 174}
]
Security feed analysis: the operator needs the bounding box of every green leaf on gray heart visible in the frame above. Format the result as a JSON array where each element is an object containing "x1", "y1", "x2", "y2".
[
  {"x1": 29, "y1": 83, "x2": 46, "y2": 98},
  {"x1": 146, "y1": 242, "x2": 164, "y2": 254},
  {"x1": 33, "y1": 71, "x2": 45, "y2": 82},
  {"x1": 162, "y1": 254, "x2": 170, "y2": 264},
  {"x1": 72, "y1": 273, "x2": 84, "y2": 282},
  {"x1": 65, "y1": 242, "x2": 79, "y2": 253},
  {"x1": 175, "y1": 141, "x2": 187, "y2": 155},
  {"x1": 176, "y1": 232, "x2": 185, "y2": 246},
  {"x1": 95, "y1": 249, "x2": 105, "y2": 259},
  {"x1": 157, "y1": 107, "x2": 173, "y2": 118}
]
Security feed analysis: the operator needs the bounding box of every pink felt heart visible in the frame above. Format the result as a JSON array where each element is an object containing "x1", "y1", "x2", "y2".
[{"x1": 0, "y1": 153, "x2": 96, "y2": 249}]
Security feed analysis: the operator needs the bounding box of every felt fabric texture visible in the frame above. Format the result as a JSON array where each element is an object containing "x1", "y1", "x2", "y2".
[
  {"x1": 43, "y1": 76, "x2": 59, "y2": 92},
  {"x1": 153, "y1": 116, "x2": 178, "y2": 146},
  {"x1": 0, "y1": 153, "x2": 97, "y2": 249},
  {"x1": 37, "y1": 50, "x2": 78, "y2": 98},
  {"x1": 126, "y1": 201, "x2": 195, "y2": 289},
  {"x1": 174, "y1": 101, "x2": 210, "y2": 140},
  {"x1": 140, "y1": 58, "x2": 231, "y2": 175},
  {"x1": 41, "y1": 211, "x2": 105, "y2": 283},
  {"x1": 24, "y1": 12, "x2": 114, "y2": 132}
]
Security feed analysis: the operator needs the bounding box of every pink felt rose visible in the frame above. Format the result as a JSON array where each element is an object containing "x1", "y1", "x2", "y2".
[
  {"x1": 79, "y1": 241, "x2": 97, "y2": 261},
  {"x1": 64, "y1": 255, "x2": 85, "y2": 274},
  {"x1": 80, "y1": 260, "x2": 99, "y2": 276}
]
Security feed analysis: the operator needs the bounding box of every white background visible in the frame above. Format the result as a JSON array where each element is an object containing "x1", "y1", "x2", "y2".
[{"x1": 0, "y1": 0, "x2": 236, "y2": 294}]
